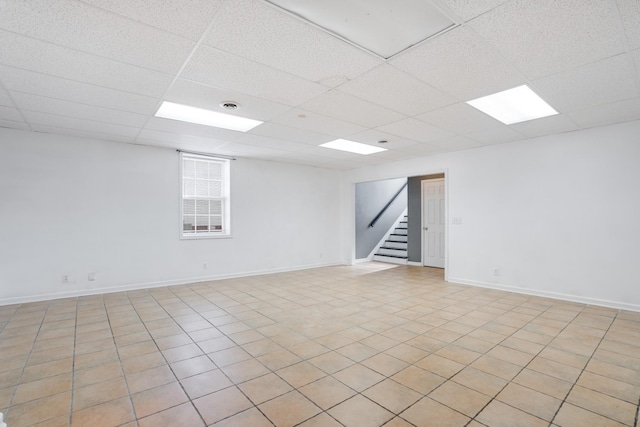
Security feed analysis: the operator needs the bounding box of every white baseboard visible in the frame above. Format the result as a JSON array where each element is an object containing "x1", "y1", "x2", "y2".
[
  {"x1": 0, "y1": 262, "x2": 344, "y2": 307},
  {"x1": 407, "y1": 261, "x2": 422, "y2": 267},
  {"x1": 447, "y1": 277, "x2": 640, "y2": 313}
]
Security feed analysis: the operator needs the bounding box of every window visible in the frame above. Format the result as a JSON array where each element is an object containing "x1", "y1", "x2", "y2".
[{"x1": 181, "y1": 153, "x2": 231, "y2": 238}]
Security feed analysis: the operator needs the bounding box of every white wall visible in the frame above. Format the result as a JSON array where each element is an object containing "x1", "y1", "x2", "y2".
[
  {"x1": 0, "y1": 128, "x2": 344, "y2": 304},
  {"x1": 344, "y1": 120, "x2": 640, "y2": 311}
]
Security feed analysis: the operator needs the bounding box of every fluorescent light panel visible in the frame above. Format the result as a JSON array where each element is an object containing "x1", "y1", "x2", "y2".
[
  {"x1": 466, "y1": 85, "x2": 558, "y2": 125},
  {"x1": 155, "y1": 101, "x2": 263, "y2": 132},
  {"x1": 320, "y1": 139, "x2": 387, "y2": 155},
  {"x1": 265, "y1": 0, "x2": 455, "y2": 59}
]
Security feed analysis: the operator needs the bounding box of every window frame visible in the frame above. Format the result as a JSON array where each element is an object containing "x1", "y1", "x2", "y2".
[{"x1": 180, "y1": 152, "x2": 231, "y2": 239}]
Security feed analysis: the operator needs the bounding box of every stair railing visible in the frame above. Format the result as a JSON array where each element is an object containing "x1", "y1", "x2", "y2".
[{"x1": 368, "y1": 182, "x2": 407, "y2": 228}]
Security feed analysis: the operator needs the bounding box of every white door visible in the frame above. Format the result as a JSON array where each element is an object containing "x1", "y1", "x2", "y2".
[{"x1": 422, "y1": 179, "x2": 445, "y2": 268}]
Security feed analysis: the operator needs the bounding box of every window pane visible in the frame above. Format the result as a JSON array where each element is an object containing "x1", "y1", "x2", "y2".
[
  {"x1": 183, "y1": 199, "x2": 195, "y2": 215},
  {"x1": 195, "y1": 215, "x2": 209, "y2": 231},
  {"x1": 195, "y1": 180, "x2": 209, "y2": 197},
  {"x1": 209, "y1": 162, "x2": 223, "y2": 180},
  {"x1": 183, "y1": 179, "x2": 196, "y2": 197},
  {"x1": 210, "y1": 200, "x2": 222, "y2": 215},
  {"x1": 183, "y1": 159, "x2": 196, "y2": 179},
  {"x1": 195, "y1": 160, "x2": 209, "y2": 179},
  {"x1": 211, "y1": 215, "x2": 222, "y2": 230},
  {"x1": 209, "y1": 180, "x2": 222, "y2": 197},
  {"x1": 183, "y1": 216, "x2": 195, "y2": 231},
  {"x1": 196, "y1": 199, "x2": 209, "y2": 215}
]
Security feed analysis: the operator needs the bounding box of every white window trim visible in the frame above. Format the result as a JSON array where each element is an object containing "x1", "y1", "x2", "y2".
[{"x1": 180, "y1": 152, "x2": 232, "y2": 239}]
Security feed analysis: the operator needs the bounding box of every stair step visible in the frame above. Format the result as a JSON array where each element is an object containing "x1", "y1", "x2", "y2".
[
  {"x1": 374, "y1": 253, "x2": 408, "y2": 259},
  {"x1": 384, "y1": 241, "x2": 407, "y2": 249}
]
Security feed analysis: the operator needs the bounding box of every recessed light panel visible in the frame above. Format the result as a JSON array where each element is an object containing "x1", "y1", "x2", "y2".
[
  {"x1": 320, "y1": 139, "x2": 387, "y2": 155},
  {"x1": 155, "y1": 101, "x2": 263, "y2": 132},
  {"x1": 265, "y1": 0, "x2": 455, "y2": 59},
  {"x1": 466, "y1": 85, "x2": 558, "y2": 125}
]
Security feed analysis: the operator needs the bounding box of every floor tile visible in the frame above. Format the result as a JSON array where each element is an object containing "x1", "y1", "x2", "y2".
[
  {"x1": 553, "y1": 402, "x2": 628, "y2": 427},
  {"x1": 333, "y1": 364, "x2": 386, "y2": 392},
  {"x1": 363, "y1": 379, "x2": 422, "y2": 414},
  {"x1": 131, "y1": 381, "x2": 189, "y2": 419},
  {"x1": 277, "y1": 362, "x2": 327, "y2": 388},
  {"x1": 496, "y1": 382, "x2": 562, "y2": 421},
  {"x1": 238, "y1": 372, "x2": 292, "y2": 404},
  {"x1": 429, "y1": 381, "x2": 491, "y2": 417},
  {"x1": 193, "y1": 386, "x2": 253, "y2": 425},
  {"x1": 476, "y1": 400, "x2": 548, "y2": 427},
  {"x1": 328, "y1": 394, "x2": 394, "y2": 427},
  {"x1": 138, "y1": 402, "x2": 205, "y2": 427},
  {"x1": 180, "y1": 368, "x2": 233, "y2": 399},
  {"x1": 392, "y1": 365, "x2": 446, "y2": 394},
  {"x1": 210, "y1": 407, "x2": 273, "y2": 427},
  {"x1": 400, "y1": 396, "x2": 470, "y2": 427},
  {"x1": 565, "y1": 385, "x2": 636, "y2": 425},
  {"x1": 259, "y1": 390, "x2": 321, "y2": 427},
  {"x1": 299, "y1": 375, "x2": 356, "y2": 410},
  {"x1": 71, "y1": 396, "x2": 135, "y2": 427},
  {"x1": 72, "y1": 376, "x2": 129, "y2": 411}
]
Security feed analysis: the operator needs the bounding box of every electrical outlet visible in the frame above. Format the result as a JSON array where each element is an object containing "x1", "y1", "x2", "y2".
[
  {"x1": 493, "y1": 268, "x2": 500, "y2": 276},
  {"x1": 88, "y1": 272, "x2": 96, "y2": 281},
  {"x1": 203, "y1": 263, "x2": 207, "y2": 270},
  {"x1": 62, "y1": 274, "x2": 70, "y2": 283}
]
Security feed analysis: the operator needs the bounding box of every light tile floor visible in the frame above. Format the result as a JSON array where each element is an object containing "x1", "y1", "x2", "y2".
[{"x1": 1, "y1": 263, "x2": 639, "y2": 427}]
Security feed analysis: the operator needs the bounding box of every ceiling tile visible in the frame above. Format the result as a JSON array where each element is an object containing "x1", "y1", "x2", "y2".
[
  {"x1": 0, "y1": 0, "x2": 195, "y2": 74},
  {"x1": 617, "y1": 0, "x2": 640, "y2": 50},
  {"x1": 0, "y1": 66, "x2": 158, "y2": 115},
  {"x1": 136, "y1": 129, "x2": 230, "y2": 152},
  {"x1": 13, "y1": 92, "x2": 149, "y2": 128},
  {"x1": 0, "y1": 105, "x2": 24, "y2": 122},
  {"x1": 509, "y1": 114, "x2": 579, "y2": 139},
  {"x1": 426, "y1": 135, "x2": 482, "y2": 150},
  {"x1": 0, "y1": 31, "x2": 173, "y2": 98},
  {"x1": 271, "y1": 108, "x2": 366, "y2": 137},
  {"x1": 204, "y1": 0, "x2": 382, "y2": 84},
  {"x1": 276, "y1": 152, "x2": 334, "y2": 167},
  {"x1": 78, "y1": 0, "x2": 225, "y2": 40},
  {"x1": 181, "y1": 46, "x2": 327, "y2": 106},
  {"x1": 417, "y1": 102, "x2": 501, "y2": 134},
  {"x1": 0, "y1": 85, "x2": 14, "y2": 107},
  {"x1": 31, "y1": 124, "x2": 135, "y2": 143},
  {"x1": 300, "y1": 90, "x2": 406, "y2": 128},
  {"x1": 390, "y1": 26, "x2": 523, "y2": 100},
  {"x1": 0, "y1": 118, "x2": 30, "y2": 131},
  {"x1": 211, "y1": 142, "x2": 288, "y2": 160},
  {"x1": 144, "y1": 117, "x2": 244, "y2": 141},
  {"x1": 439, "y1": 0, "x2": 509, "y2": 22},
  {"x1": 567, "y1": 97, "x2": 640, "y2": 129},
  {"x1": 166, "y1": 79, "x2": 292, "y2": 122},
  {"x1": 23, "y1": 111, "x2": 140, "y2": 138},
  {"x1": 465, "y1": 126, "x2": 523, "y2": 145},
  {"x1": 248, "y1": 122, "x2": 333, "y2": 145},
  {"x1": 233, "y1": 134, "x2": 316, "y2": 153},
  {"x1": 337, "y1": 64, "x2": 455, "y2": 115},
  {"x1": 347, "y1": 129, "x2": 420, "y2": 150},
  {"x1": 376, "y1": 118, "x2": 453, "y2": 143},
  {"x1": 395, "y1": 142, "x2": 444, "y2": 156},
  {"x1": 532, "y1": 54, "x2": 639, "y2": 113},
  {"x1": 469, "y1": 0, "x2": 625, "y2": 79}
]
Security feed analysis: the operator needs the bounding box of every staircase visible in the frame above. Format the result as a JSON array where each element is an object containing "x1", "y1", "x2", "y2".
[{"x1": 373, "y1": 216, "x2": 408, "y2": 264}]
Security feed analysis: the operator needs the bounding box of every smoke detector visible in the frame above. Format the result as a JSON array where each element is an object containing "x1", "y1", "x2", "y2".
[{"x1": 220, "y1": 101, "x2": 240, "y2": 110}]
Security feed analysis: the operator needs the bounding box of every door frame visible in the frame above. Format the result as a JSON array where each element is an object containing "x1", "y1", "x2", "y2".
[{"x1": 419, "y1": 171, "x2": 448, "y2": 280}]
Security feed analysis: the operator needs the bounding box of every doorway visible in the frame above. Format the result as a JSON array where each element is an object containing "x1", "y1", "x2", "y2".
[{"x1": 421, "y1": 178, "x2": 445, "y2": 268}]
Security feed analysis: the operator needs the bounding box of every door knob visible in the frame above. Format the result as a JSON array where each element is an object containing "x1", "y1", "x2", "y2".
[{"x1": 424, "y1": 227, "x2": 428, "y2": 230}]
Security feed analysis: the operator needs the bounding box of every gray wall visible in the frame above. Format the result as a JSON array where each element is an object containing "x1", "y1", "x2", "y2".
[
  {"x1": 355, "y1": 178, "x2": 407, "y2": 259},
  {"x1": 407, "y1": 174, "x2": 445, "y2": 263}
]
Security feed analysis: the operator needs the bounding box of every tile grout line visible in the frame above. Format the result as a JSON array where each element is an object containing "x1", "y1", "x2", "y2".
[{"x1": 548, "y1": 309, "x2": 620, "y2": 426}]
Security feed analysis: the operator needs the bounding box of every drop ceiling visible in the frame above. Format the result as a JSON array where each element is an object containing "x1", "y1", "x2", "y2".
[{"x1": 0, "y1": 0, "x2": 639, "y2": 170}]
